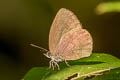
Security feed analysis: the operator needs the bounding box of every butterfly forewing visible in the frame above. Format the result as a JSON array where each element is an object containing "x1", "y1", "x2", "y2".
[{"x1": 49, "y1": 8, "x2": 82, "y2": 55}]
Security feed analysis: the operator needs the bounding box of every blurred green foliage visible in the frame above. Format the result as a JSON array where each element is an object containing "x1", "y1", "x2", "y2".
[{"x1": 96, "y1": 2, "x2": 120, "y2": 14}]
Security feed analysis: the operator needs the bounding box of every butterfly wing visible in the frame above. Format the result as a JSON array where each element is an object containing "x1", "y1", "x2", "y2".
[
  {"x1": 49, "y1": 8, "x2": 82, "y2": 55},
  {"x1": 55, "y1": 27, "x2": 93, "y2": 60}
]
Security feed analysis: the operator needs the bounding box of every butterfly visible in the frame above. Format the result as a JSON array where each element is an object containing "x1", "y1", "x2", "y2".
[{"x1": 30, "y1": 8, "x2": 93, "y2": 70}]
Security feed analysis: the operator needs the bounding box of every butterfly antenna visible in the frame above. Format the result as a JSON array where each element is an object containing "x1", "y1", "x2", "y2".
[{"x1": 30, "y1": 44, "x2": 48, "y2": 52}]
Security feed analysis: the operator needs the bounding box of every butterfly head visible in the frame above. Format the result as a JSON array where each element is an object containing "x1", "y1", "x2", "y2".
[{"x1": 43, "y1": 51, "x2": 51, "y2": 58}]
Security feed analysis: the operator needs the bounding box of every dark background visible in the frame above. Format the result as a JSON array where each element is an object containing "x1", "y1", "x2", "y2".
[{"x1": 0, "y1": 0, "x2": 120, "y2": 80}]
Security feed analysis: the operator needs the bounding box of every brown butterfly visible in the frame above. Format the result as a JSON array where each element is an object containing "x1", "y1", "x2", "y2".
[{"x1": 30, "y1": 8, "x2": 93, "y2": 70}]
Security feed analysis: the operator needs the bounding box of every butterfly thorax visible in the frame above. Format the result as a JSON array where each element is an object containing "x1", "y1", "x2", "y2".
[{"x1": 44, "y1": 51, "x2": 63, "y2": 62}]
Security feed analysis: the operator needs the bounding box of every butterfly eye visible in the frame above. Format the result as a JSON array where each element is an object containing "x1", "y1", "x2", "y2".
[{"x1": 44, "y1": 51, "x2": 51, "y2": 58}]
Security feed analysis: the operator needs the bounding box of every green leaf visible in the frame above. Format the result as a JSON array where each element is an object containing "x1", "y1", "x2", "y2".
[
  {"x1": 95, "y1": 2, "x2": 120, "y2": 14},
  {"x1": 23, "y1": 53, "x2": 120, "y2": 80},
  {"x1": 89, "y1": 68, "x2": 120, "y2": 80}
]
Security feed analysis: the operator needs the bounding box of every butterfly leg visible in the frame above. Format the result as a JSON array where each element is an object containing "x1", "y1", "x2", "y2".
[
  {"x1": 53, "y1": 61, "x2": 60, "y2": 70},
  {"x1": 49, "y1": 60, "x2": 55, "y2": 70},
  {"x1": 64, "y1": 59, "x2": 70, "y2": 67},
  {"x1": 49, "y1": 60, "x2": 52, "y2": 69},
  {"x1": 49, "y1": 60, "x2": 60, "y2": 70},
  {"x1": 51, "y1": 61, "x2": 55, "y2": 70}
]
